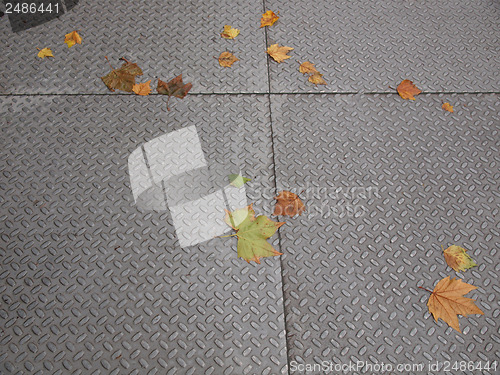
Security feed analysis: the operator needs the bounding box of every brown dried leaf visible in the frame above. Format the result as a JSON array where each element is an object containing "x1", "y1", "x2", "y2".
[
  {"x1": 218, "y1": 52, "x2": 239, "y2": 67},
  {"x1": 274, "y1": 191, "x2": 305, "y2": 217},
  {"x1": 397, "y1": 79, "x2": 421, "y2": 100}
]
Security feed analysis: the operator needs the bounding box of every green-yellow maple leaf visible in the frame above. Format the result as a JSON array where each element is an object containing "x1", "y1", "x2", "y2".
[
  {"x1": 228, "y1": 173, "x2": 251, "y2": 188},
  {"x1": 224, "y1": 204, "x2": 284, "y2": 264},
  {"x1": 443, "y1": 245, "x2": 477, "y2": 272}
]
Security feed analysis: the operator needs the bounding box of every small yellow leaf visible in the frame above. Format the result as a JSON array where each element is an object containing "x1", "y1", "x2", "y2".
[
  {"x1": 221, "y1": 25, "x2": 240, "y2": 39},
  {"x1": 299, "y1": 61, "x2": 319, "y2": 75},
  {"x1": 426, "y1": 276, "x2": 484, "y2": 332},
  {"x1": 218, "y1": 52, "x2": 239, "y2": 67},
  {"x1": 443, "y1": 245, "x2": 477, "y2": 272},
  {"x1": 308, "y1": 73, "x2": 327, "y2": 85},
  {"x1": 397, "y1": 79, "x2": 421, "y2": 100},
  {"x1": 260, "y1": 10, "x2": 279, "y2": 27},
  {"x1": 37, "y1": 48, "x2": 54, "y2": 59},
  {"x1": 266, "y1": 44, "x2": 293, "y2": 63},
  {"x1": 442, "y1": 102, "x2": 454, "y2": 112},
  {"x1": 64, "y1": 30, "x2": 82, "y2": 48},
  {"x1": 132, "y1": 80, "x2": 152, "y2": 96}
]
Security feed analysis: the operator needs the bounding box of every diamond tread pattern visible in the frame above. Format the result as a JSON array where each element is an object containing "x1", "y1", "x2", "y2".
[
  {"x1": 0, "y1": 0, "x2": 268, "y2": 94},
  {"x1": 271, "y1": 93, "x2": 500, "y2": 374},
  {"x1": 265, "y1": 0, "x2": 500, "y2": 93},
  {"x1": 0, "y1": 95, "x2": 287, "y2": 375}
]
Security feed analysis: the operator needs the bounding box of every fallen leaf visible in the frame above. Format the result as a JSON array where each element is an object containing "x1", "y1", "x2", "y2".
[
  {"x1": 221, "y1": 25, "x2": 240, "y2": 39},
  {"x1": 64, "y1": 30, "x2": 82, "y2": 48},
  {"x1": 309, "y1": 73, "x2": 327, "y2": 85},
  {"x1": 442, "y1": 102, "x2": 454, "y2": 112},
  {"x1": 37, "y1": 48, "x2": 54, "y2": 59},
  {"x1": 218, "y1": 52, "x2": 239, "y2": 67},
  {"x1": 299, "y1": 61, "x2": 319, "y2": 75},
  {"x1": 228, "y1": 174, "x2": 251, "y2": 188},
  {"x1": 101, "y1": 57, "x2": 143, "y2": 93},
  {"x1": 397, "y1": 79, "x2": 421, "y2": 100},
  {"x1": 425, "y1": 276, "x2": 484, "y2": 332},
  {"x1": 132, "y1": 80, "x2": 152, "y2": 96},
  {"x1": 266, "y1": 44, "x2": 293, "y2": 63},
  {"x1": 224, "y1": 204, "x2": 284, "y2": 264},
  {"x1": 443, "y1": 245, "x2": 477, "y2": 272},
  {"x1": 274, "y1": 191, "x2": 305, "y2": 217},
  {"x1": 157, "y1": 74, "x2": 192, "y2": 111},
  {"x1": 260, "y1": 10, "x2": 279, "y2": 27}
]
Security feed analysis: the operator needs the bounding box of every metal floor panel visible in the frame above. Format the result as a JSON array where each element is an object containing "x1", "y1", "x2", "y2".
[
  {"x1": 265, "y1": 0, "x2": 500, "y2": 93},
  {"x1": 0, "y1": 0, "x2": 269, "y2": 94},
  {"x1": 270, "y1": 94, "x2": 500, "y2": 374},
  {"x1": 0, "y1": 95, "x2": 287, "y2": 374}
]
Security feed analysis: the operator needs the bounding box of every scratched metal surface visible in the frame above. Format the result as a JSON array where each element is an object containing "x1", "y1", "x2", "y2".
[
  {"x1": 271, "y1": 93, "x2": 500, "y2": 374},
  {"x1": 265, "y1": 0, "x2": 500, "y2": 93},
  {"x1": 0, "y1": 95, "x2": 287, "y2": 374},
  {"x1": 0, "y1": 0, "x2": 268, "y2": 94}
]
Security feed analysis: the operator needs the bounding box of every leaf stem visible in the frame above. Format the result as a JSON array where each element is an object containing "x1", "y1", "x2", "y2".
[
  {"x1": 104, "y1": 56, "x2": 114, "y2": 70},
  {"x1": 214, "y1": 233, "x2": 238, "y2": 238},
  {"x1": 166, "y1": 96, "x2": 171, "y2": 111},
  {"x1": 418, "y1": 286, "x2": 433, "y2": 294}
]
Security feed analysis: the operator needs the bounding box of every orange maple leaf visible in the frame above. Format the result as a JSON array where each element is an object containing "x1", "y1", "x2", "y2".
[
  {"x1": 424, "y1": 276, "x2": 484, "y2": 332},
  {"x1": 266, "y1": 44, "x2": 293, "y2": 63},
  {"x1": 218, "y1": 52, "x2": 239, "y2": 67},
  {"x1": 442, "y1": 102, "x2": 454, "y2": 112},
  {"x1": 397, "y1": 79, "x2": 421, "y2": 100},
  {"x1": 309, "y1": 73, "x2": 327, "y2": 85},
  {"x1": 299, "y1": 61, "x2": 319, "y2": 75},
  {"x1": 274, "y1": 191, "x2": 305, "y2": 217},
  {"x1": 132, "y1": 80, "x2": 152, "y2": 96},
  {"x1": 64, "y1": 30, "x2": 82, "y2": 48},
  {"x1": 260, "y1": 10, "x2": 279, "y2": 27}
]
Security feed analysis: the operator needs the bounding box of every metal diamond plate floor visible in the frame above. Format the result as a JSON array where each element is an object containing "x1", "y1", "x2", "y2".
[
  {"x1": 0, "y1": 0, "x2": 269, "y2": 94},
  {"x1": 0, "y1": 95, "x2": 287, "y2": 374},
  {"x1": 265, "y1": 0, "x2": 500, "y2": 93},
  {"x1": 271, "y1": 93, "x2": 500, "y2": 374}
]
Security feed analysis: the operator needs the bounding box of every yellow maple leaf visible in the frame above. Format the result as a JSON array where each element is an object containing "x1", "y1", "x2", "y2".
[
  {"x1": 218, "y1": 52, "x2": 239, "y2": 67},
  {"x1": 260, "y1": 10, "x2": 279, "y2": 27},
  {"x1": 132, "y1": 80, "x2": 152, "y2": 96},
  {"x1": 309, "y1": 73, "x2": 327, "y2": 85},
  {"x1": 397, "y1": 79, "x2": 421, "y2": 100},
  {"x1": 37, "y1": 48, "x2": 54, "y2": 59},
  {"x1": 266, "y1": 44, "x2": 293, "y2": 63},
  {"x1": 425, "y1": 276, "x2": 484, "y2": 332},
  {"x1": 443, "y1": 245, "x2": 477, "y2": 272},
  {"x1": 299, "y1": 61, "x2": 319, "y2": 75},
  {"x1": 220, "y1": 25, "x2": 240, "y2": 39},
  {"x1": 64, "y1": 30, "x2": 82, "y2": 48},
  {"x1": 442, "y1": 102, "x2": 454, "y2": 112}
]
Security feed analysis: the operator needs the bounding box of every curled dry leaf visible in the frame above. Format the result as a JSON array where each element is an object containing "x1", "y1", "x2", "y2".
[
  {"x1": 299, "y1": 61, "x2": 319, "y2": 75},
  {"x1": 260, "y1": 10, "x2": 279, "y2": 27},
  {"x1": 443, "y1": 245, "x2": 476, "y2": 272},
  {"x1": 64, "y1": 30, "x2": 82, "y2": 48},
  {"x1": 220, "y1": 25, "x2": 240, "y2": 39},
  {"x1": 425, "y1": 276, "x2": 484, "y2": 332},
  {"x1": 132, "y1": 80, "x2": 152, "y2": 96},
  {"x1": 224, "y1": 204, "x2": 284, "y2": 264},
  {"x1": 157, "y1": 74, "x2": 192, "y2": 111},
  {"x1": 397, "y1": 79, "x2": 421, "y2": 100},
  {"x1": 309, "y1": 73, "x2": 327, "y2": 85},
  {"x1": 274, "y1": 191, "x2": 305, "y2": 217},
  {"x1": 442, "y1": 102, "x2": 454, "y2": 112},
  {"x1": 218, "y1": 52, "x2": 239, "y2": 67},
  {"x1": 37, "y1": 48, "x2": 54, "y2": 59},
  {"x1": 266, "y1": 44, "x2": 293, "y2": 63},
  {"x1": 101, "y1": 57, "x2": 143, "y2": 93}
]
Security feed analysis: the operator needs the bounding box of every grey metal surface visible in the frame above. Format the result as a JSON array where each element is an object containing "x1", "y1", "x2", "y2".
[
  {"x1": 0, "y1": 0, "x2": 268, "y2": 94},
  {"x1": 265, "y1": 0, "x2": 500, "y2": 93},
  {"x1": 0, "y1": 95, "x2": 287, "y2": 374},
  {"x1": 271, "y1": 93, "x2": 500, "y2": 374}
]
